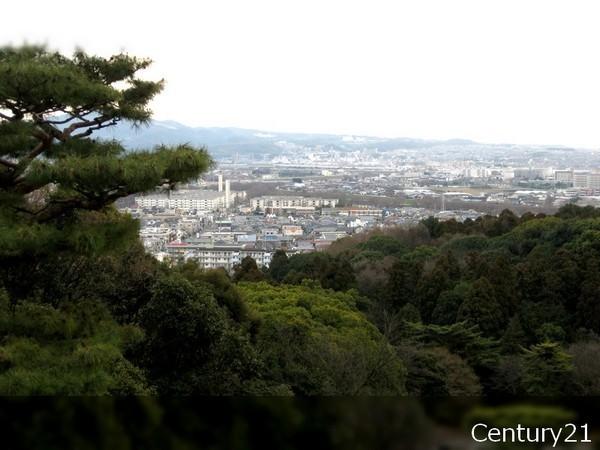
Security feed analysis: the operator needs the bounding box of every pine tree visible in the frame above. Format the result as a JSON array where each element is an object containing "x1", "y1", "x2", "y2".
[
  {"x1": 268, "y1": 249, "x2": 289, "y2": 282},
  {"x1": 0, "y1": 45, "x2": 211, "y2": 258},
  {"x1": 521, "y1": 341, "x2": 573, "y2": 395},
  {"x1": 456, "y1": 277, "x2": 506, "y2": 337}
]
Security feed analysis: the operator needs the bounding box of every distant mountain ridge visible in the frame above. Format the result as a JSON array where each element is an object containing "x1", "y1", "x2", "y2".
[{"x1": 94, "y1": 119, "x2": 480, "y2": 158}]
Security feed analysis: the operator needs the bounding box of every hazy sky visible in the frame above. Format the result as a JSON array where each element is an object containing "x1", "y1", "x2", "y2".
[{"x1": 3, "y1": 1, "x2": 600, "y2": 147}]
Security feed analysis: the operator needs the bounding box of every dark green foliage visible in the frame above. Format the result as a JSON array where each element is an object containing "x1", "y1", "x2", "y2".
[
  {"x1": 404, "y1": 321, "x2": 498, "y2": 367},
  {"x1": 0, "y1": 293, "x2": 150, "y2": 395},
  {"x1": 517, "y1": 301, "x2": 569, "y2": 345},
  {"x1": 399, "y1": 345, "x2": 481, "y2": 396},
  {"x1": 177, "y1": 262, "x2": 249, "y2": 324},
  {"x1": 421, "y1": 216, "x2": 444, "y2": 238},
  {"x1": 353, "y1": 255, "x2": 396, "y2": 307},
  {"x1": 415, "y1": 262, "x2": 452, "y2": 323},
  {"x1": 278, "y1": 252, "x2": 356, "y2": 291},
  {"x1": 521, "y1": 342, "x2": 573, "y2": 396},
  {"x1": 267, "y1": 249, "x2": 289, "y2": 282},
  {"x1": 134, "y1": 274, "x2": 260, "y2": 395},
  {"x1": 399, "y1": 303, "x2": 421, "y2": 323},
  {"x1": 456, "y1": 278, "x2": 506, "y2": 338},
  {"x1": 501, "y1": 316, "x2": 527, "y2": 353},
  {"x1": 575, "y1": 265, "x2": 600, "y2": 334},
  {"x1": 301, "y1": 204, "x2": 600, "y2": 395},
  {"x1": 489, "y1": 355, "x2": 525, "y2": 395},
  {"x1": 397, "y1": 320, "x2": 494, "y2": 396},
  {"x1": 569, "y1": 340, "x2": 600, "y2": 395},
  {"x1": 233, "y1": 256, "x2": 266, "y2": 283},
  {"x1": 431, "y1": 283, "x2": 469, "y2": 325},
  {"x1": 357, "y1": 235, "x2": 407, "y2": 256},
  {"x1": 421, "y1": 209, "x2": 536, "y2": 239},
  {"x1": 555, "y1": 203, "x2": 600, "y2": 219},
  {"x1": 385, "y1": 257, "x2": 422, "y2": 310}
]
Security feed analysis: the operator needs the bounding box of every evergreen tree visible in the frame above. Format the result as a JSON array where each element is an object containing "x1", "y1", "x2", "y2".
[
  {"x1": 415, "y1": 263, "x2": 451, "y2": 323},
  {"x1": 268, "y1": 249, "x2": 289, "y2": 282},
  {"x1": 385, "y1": 258, "x2": 422, "y2": 311},
  {"x1": 135, "y1": 274, "x2": 260, "y2": 394},
  {"x1": 233, "y1": 256, "x2": 266, "y2": 283},
  {"x1": 501, "y1": 316, "x2": 527, "y2": 353},
  {"x1": 521, "y1": 341, "x2": 573, "y2": 395},
  {"x1": 431, "y1": 282, "x2": 469, "y2": 325},
  {"x1": 421, "y1": 216, "x2": 444, "y2": 238},
  {"x1": 177, "y1": 262, "x2": 249, "y2": 324},
  {"x1": 456, "y1": 278, "x2": 506, "y2": 337},
  {"x1": 0, "y1": 45, "x2": 211, "y2": 261},
  {"x1": 575, "y1": 264, "x2": 600, "y2": 334},
  {"x1": 399, "y1": 345, "x2": 481, "y2": 396}
]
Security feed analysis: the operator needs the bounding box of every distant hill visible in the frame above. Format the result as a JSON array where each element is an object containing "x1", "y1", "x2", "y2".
[{"x1": 95, "y1": 120, "x2": 476, "y2": 158}]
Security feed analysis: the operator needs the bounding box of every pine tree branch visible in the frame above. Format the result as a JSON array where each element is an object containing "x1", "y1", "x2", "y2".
[
  {"x1": 0, "y1": 158, "x2": 17, "y2": 169},
  {"x1": 72, "y1": 119, "x2": 119, "y2": 139},
  {"x1": 61, "y1": 115, "x2": 115, "y2": 139},
  {"x1": 42, "y1": 116, "x2": 76, "y2": 125},
  {"x1": 17, "y1": 196, "x2": 94, "y2": 223},
  {"x1": 26, "y1": 186, "x2": 131, "y2": 223},
  {"x1": 10, "y1": 133, "x2": 54, "y2": 183},
  {"x1": 11, "y1": 176, "x2": 46, "y2": 194},
  {"x1": 25, "y1": 140, "x2": 50, "y2": 161},
  {"x1": 35, "y1": 108, "x2": 95, "y2": 125}
]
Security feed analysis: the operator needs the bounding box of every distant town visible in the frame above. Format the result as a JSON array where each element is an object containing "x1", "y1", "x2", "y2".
[{"x1": 115, "y1": 124, "x2": 600, "y2": 271}]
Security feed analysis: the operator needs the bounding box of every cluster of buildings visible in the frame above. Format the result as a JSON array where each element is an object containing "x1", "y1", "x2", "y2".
[
  {"x1": 554, "y1": 170, "x2": 600, "y2": 190},
  {"x1": 122, "y1": 154, "x2": 600, "y2": 273},
  {"x1": 135, "y1": 175, "x2": 245, "y2": 212},
  {"x1": 124, "y1": 182, "x2": 486, "y2": 272}
]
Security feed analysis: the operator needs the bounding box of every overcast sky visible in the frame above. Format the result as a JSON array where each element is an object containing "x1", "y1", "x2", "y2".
[{"x1": 3, "y1": 1, "x2": 600, "y2": 147}]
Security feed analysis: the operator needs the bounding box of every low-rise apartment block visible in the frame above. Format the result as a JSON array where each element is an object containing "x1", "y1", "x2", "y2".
[
  {"x1": 165, "y1": 242, "x2": 273, "y2": 271},
  {"x1": 251, "y1": 195, "x2": 338, "y2": 212}
]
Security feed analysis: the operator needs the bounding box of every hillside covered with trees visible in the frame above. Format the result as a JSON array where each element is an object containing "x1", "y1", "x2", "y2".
[
  {"x1": 257, "y1": 204, "x2": 600, "y2": 396},
  {"x1": 2, "y1": 45, "x2": 600, "y2": 396}
]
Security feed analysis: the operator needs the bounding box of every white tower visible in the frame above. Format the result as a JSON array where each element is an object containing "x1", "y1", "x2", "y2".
[
  {"x1": 225, "y1": 179, "x2": 231, "y2": 208},
  {"x1": 218, "y1": 174, "x2": 223, "y2": 192}
]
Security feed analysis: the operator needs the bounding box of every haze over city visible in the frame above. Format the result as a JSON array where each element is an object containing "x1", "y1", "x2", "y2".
[{"x1": 3, "y1": 0, "x2": 600, "y2": 147}]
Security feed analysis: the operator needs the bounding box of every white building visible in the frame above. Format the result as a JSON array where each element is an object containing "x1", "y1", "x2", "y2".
[
  {"x1": 567, "y1": 170, "x2": 600, "y2": 190},
  {"x1": 462, "y1": 167, "x2": 491, "y2": 178},
  {"x1": 136, "y1": 189, "x2": 245, "y2": 211},
  {"x1": 555, "y1": 169, "x2": 574, "y2": 184},
  {"x1": 251, "y1": 195, "x2": 338, "y2": 212},
  {"x1": 165, "y1": 242, "x2": 272, "y2": 271}
]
